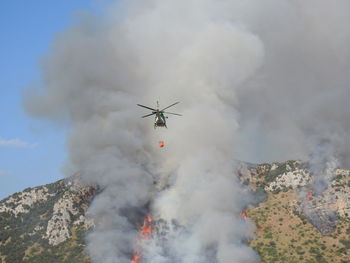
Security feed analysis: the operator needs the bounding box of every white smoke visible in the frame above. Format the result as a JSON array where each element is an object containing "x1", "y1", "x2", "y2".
[{"x1": 24, "y1": 0, "x2": 350, "y2": 262}]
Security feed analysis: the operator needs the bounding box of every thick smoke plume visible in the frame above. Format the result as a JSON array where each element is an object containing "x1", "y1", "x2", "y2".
[{"x1": 25, "y1": 0, "x2": 350, "y2": 262}]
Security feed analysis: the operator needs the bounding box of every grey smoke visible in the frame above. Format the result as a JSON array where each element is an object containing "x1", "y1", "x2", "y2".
[
  {"x1": 232, "y1": 0, "x2": 350, "y2": 167},
  {"x1": 24, "y1": 0, "x2": 350, "y2": 262}
]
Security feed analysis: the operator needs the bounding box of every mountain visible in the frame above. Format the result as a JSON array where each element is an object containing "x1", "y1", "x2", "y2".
[
  {"x1": 0, "y1": 176, "x2": 95, "y2": 263},
  {"x1": 0, "y1": 161, "x2": 349, "y2": 263}
]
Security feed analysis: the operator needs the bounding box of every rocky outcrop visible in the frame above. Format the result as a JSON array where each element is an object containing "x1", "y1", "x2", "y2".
[
  {"x1": 265, "y1": 167, "x2": 311, "y2": 191},
  {"x1": 0, "y1": 176, "x2": 96, "y2": 263},
  {"x1": 44, "y1": 180, "x2": 95, "y2": 246},
  {"x1": 0, "y1": 187, "x2": 54, "y2": 216}
]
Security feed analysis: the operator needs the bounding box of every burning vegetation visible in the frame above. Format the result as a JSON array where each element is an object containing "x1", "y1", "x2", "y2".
[
  {"x1": 241, "y1": 210, "x2": 248, "y2": 219},
  {"x1": 131, "y1": 215, "x2": 154, "y2": 263}
]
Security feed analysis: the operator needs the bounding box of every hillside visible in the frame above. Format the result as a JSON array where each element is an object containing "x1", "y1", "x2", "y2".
[
  {"x1": 0, "y1": 161, "x2": 349, "y2": 263},
  {"x1": 238, "y1": 161, "x2": 350, "y2": 263},
  {"x1": 0, "y1": 176, "x2": 95, "y2": 263}
]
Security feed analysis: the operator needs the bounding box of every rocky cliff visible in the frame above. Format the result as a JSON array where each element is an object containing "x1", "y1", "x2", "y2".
[{"x1": 0, "y1": 176, "x2": 95, "y2": 263}]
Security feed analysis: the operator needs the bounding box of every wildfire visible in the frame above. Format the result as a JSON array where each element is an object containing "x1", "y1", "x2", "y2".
[
  {"x1": 241, "y1": 210, "x2": 248, "y2": 219},
  {"x1": 158, "y1": 141, "x2": 165, "y2": 148},
  {"x1": 130, "y1": 215, "x2": 154, "y2": 263},
  {"x1": 140, "y1": 215, "x2": 153, "y2": 237},
  {"x1": 131, "y1": 252, "x2": 141, "y2": 263}
]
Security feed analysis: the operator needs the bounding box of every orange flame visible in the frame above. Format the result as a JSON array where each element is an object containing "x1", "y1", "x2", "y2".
[
  {"x1": 241, "y1": 210, "x2": 248, "y2": 219},
  {"x1": 158, "y1": 141, "x2": 165, "y2": 148},
  {"x1": 140, "y1": 215, "x2": 153, "y2": 238},
  {"x1": 131, "y1": 252, "x2": 141, "y2": 263},
  {"x1": 130, "y1": 215, "x2": 154, "y2": 263}
]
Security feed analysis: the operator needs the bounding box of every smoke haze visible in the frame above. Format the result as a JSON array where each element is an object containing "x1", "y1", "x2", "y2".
[{"x1": 25, "y1": 0, "x2": 350, "y2": 262}]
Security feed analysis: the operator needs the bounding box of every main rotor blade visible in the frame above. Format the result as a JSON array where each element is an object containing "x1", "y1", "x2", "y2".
[
  {"x1": 142, "y1": 112, "x2": 156, "y2": 118},
  {"x1": 164, "y1": 111, "x2": 182, "y2": 116},
  {"x1": 161, "y1": 101, "x2": 180, "y2": 111},
  {"x1": 137, "y1": 104, "x2": 157, "y2": 111}
]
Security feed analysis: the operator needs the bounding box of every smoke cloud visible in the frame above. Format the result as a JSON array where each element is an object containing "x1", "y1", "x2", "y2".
[{"x1": 25, "y1": 0, "x2": 350, "y2": 262}]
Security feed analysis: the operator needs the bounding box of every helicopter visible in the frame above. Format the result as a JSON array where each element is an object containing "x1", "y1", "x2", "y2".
[{"x1": 137, "y1": 101, "x2": 182, "y2": 128}]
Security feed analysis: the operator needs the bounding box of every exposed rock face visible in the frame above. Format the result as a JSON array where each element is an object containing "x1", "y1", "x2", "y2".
[
  {"x1": 330, "y1": 169, "x2": 350, "y2": 217},
  {"x1": 0, "y1": 187, "x2": 54, "y2": 216},
  {"x1": 265, "y1": 167, "x2": 311, "y2": 192},
  {"x1": 42, "y1": 176, "x2": 95, "y2": 246},
  {"x1": 0, "y1": 176, "x2": 96, "y2": 263}
]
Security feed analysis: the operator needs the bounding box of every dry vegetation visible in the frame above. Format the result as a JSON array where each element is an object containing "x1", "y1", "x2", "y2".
[{"x1": 248, "y1": 191, "x2": 350, "y2": 263}]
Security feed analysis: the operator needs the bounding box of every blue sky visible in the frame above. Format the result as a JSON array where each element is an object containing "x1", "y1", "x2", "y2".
[{"x1": 0, "y1": 1, "x2": 109, "y2": 199}]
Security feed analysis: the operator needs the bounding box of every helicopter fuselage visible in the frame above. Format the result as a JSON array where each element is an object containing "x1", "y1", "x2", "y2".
[{"x1": 154, "y1": 112, "x2": 167, "y2": 128}]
